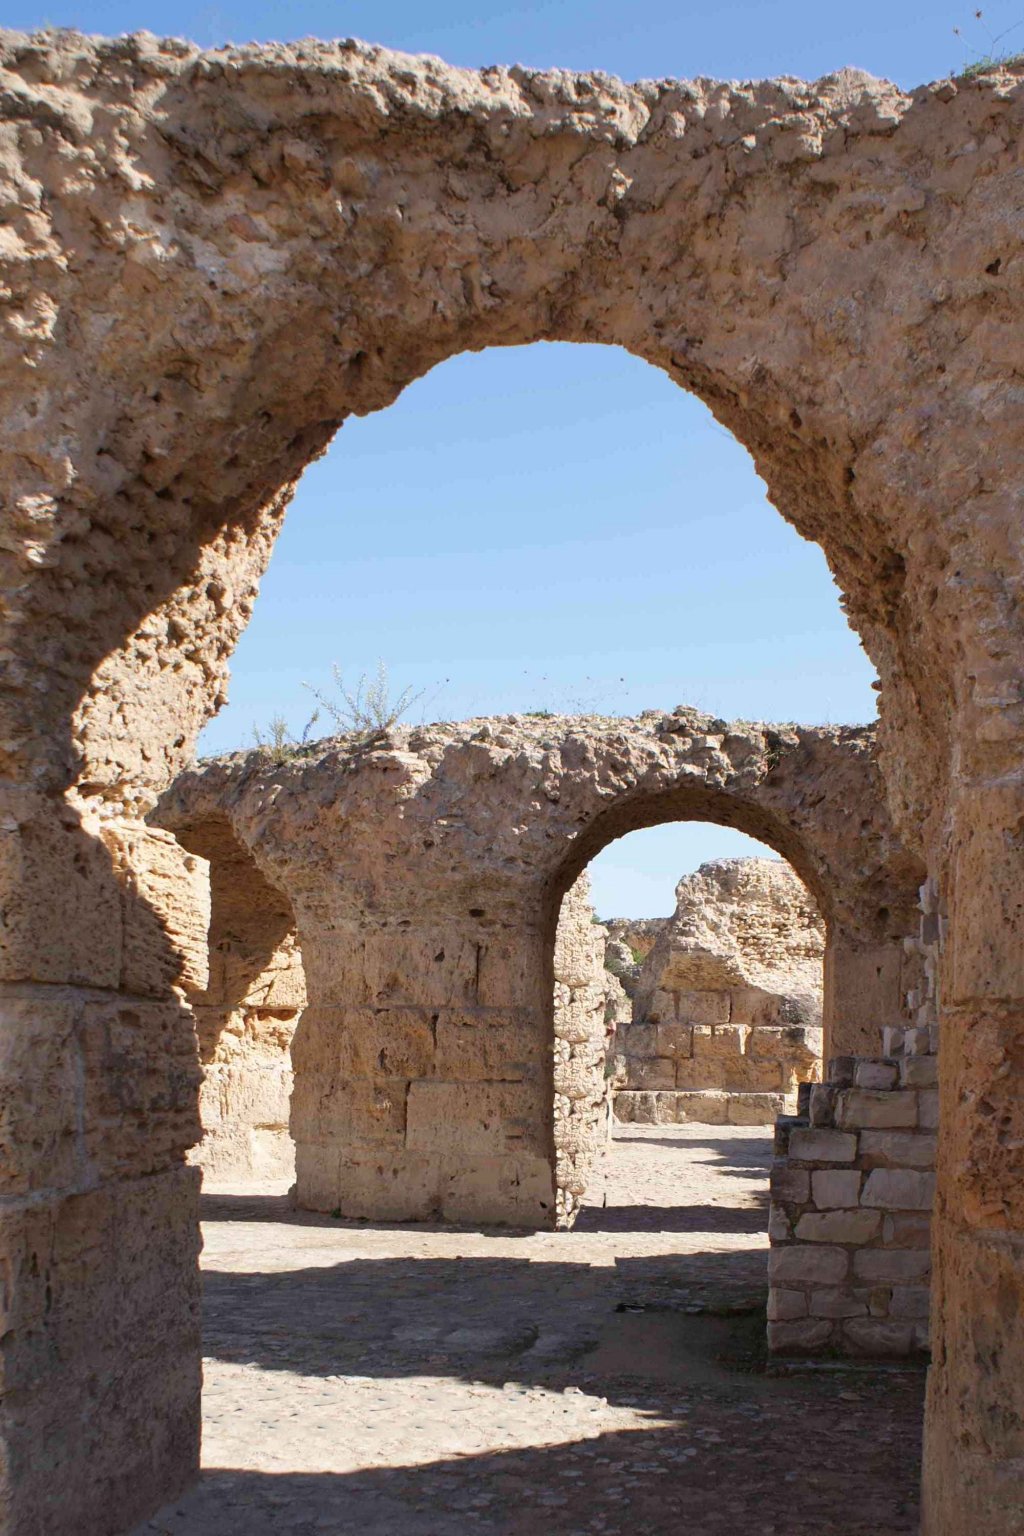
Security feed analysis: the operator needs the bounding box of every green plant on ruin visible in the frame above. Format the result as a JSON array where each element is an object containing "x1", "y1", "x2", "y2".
[
  {"x1": 303, "y1": 661, "x2": 423, "y2": 744},
  {"x1": 252, "y1": 709, "x2": 320, "y2": 764},
  {"x1": 953, "y1": 9, "x2": 1024, "y2": 77}
]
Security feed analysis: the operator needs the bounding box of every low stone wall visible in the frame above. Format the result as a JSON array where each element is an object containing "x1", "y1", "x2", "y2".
[
  {"x1": 768, "y1": 1046, "x2": 936, "y2": 1355},
  {"x1": 191, "y1": 932, "x2": 305, "y2": 1181}
]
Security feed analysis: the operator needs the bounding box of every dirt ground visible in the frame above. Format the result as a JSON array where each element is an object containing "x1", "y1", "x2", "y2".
[{"x1": 134, "y1": 1125, "x2": 925, "y2": 1535}]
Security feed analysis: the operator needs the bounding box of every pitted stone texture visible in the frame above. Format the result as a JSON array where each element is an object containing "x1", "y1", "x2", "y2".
[
  {"x1": 156, "y1": 711, "x2": 918, "y2": 1232},
  {"x1": 552, "y1": 872, "x2": 619, "y2": 1227},
  {"x1": 618, "y1": 858, "x2": 824, "y2": 1121},
  {"x1": 4, "y1": 28, "x2": 1024, "y2": 1536}
]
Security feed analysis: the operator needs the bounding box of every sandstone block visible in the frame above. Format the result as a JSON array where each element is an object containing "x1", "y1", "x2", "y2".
[
  {"x1": 628, "y1": 1057, "x2": 676, "y2": 1091},
  {"x1": 722, "y1": 1058, "x2": 782, "y2": 1093},
  {"x1": 655, "y1": 1022, "x2": 693, "y2": 1058},
  {"x1": 808, "y1": 1288, "x2": 870, "y2": 1319},
  {"x1": 435, "y1": 1008, "x2": 543, "y2": 1080},
  {"x1": 900, "y1": 1055, "x2": 938, "y2": 1088},
  {"x1": 859, "y1": 1131, "x2": 937, "y2": 1169},
  {"x1": 853, "y1": 1248, "x2": 931, "y2": 1283},
  {"x1": 767, "y1": 1288, "x2": 808, "y2": 1320},
  {"x1": 795, "y1": 1209, "x2": 881, "y2": 1244},
  {"x1": 788, "y1": 1128, "x2": 858, "y2": 1163},
  {"x1": 841, "y1": 1317, "x2": 917, "y2": 1356},
  {"x1": 837, "y1": 1089, "x2": 917, "y2": 1130},
  {"x1": 623, "y1": 1023, "x2": 658, "y2": 1060},
  {"x1": 727, "y1": 1092, "x2": 786, "y2": 1124},
  {"x1": 861, "y1": 1168, "x2": 936, "y2": 1210},
  {"x1": 406, "y1": 1080, "x2": 544, "y2": 1156},
  {"x1": 668, "y1": 1090, "x2": 731, "y2": 1124},
  {"x1": 812, "y1": 1169, "x2": 863, "y2": 1208},
  {"x1": 768, "y1": 1245, "x2": 849, "y2": 1285},
  {"x1": 692, "y1": 1024, "x2": 748, "y2": 1058},
  {"x1": 770, "y1": 1163, "x2": 810, "y2": 1204},
  {"x1": 441, "y1": 1155, "x2": 555, "y2": 1225},
  {"x1": 0, "y1": 993, "x2": 80, "y2": 1196},
  {"x1": 854, "y1": 1060, "x2": 899, "y2": 1090},
  {"x1": 767, "y1": 1318, "x2": 834, "y2": 1352}
]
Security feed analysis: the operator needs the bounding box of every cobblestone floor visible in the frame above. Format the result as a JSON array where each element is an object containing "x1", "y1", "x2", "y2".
[{"x1": 135, "y1": 1125, "x2": 925, "y2": 1535}]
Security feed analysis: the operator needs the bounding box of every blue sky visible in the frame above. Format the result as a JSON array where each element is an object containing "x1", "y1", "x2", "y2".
[{"x1": 20, "y1": 1, "x2": 999, "y2": 913}]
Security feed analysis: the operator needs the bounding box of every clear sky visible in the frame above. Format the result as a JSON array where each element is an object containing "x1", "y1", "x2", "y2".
[{"x1": 16, "y1": 0, "x2": 1001, "y2": 914}]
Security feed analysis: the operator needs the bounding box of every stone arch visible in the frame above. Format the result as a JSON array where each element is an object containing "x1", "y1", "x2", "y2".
[
  {"x1": 157, "y1": 709, "x2": 921, "y2": 1227},
  {"x1": 4, "y1": 29, "x2": 1024, "y2": 1536}
]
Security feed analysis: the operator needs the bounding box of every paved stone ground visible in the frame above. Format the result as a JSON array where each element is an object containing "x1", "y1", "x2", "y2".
[{"x1": 135, "y1": 1125, "x2": 924, "y2": 1535}]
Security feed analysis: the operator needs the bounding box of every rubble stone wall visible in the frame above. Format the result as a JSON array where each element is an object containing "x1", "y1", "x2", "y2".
[
  {"x1": 4, "y1": 28, "x2": 1024, "y2": 1533},
  {"x1": 553, "y1": 873, "x2": 619, "y2": 1227},
  {"x1": 173, "y1": 816, "x2": 304, "y2": 1182},
  {"x1": 616, "y1": 858, "x2": 824, "y2": 1125}
]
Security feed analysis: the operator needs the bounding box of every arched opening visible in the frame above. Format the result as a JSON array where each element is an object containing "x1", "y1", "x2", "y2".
[
  {"x1": 12, "y1": 40, "x2": 1024, "y2": 1535},
  {"x1": 548, "y1": 809, "x2": 828, "y2": 1231}
]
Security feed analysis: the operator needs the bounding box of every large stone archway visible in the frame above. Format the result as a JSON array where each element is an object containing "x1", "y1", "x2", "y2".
[
  {"x1": 159, "y1": 711, "x2": 920, "y2": 1223},
  {"x1": 2, "y1": 29, "x2": 1024, "y2": 1535}
]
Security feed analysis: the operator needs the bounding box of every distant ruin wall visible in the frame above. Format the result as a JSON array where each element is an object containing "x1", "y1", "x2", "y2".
[
  {"x1": 615, "y1": 859, "x2": 824, "y2": 1125},
  {"x1": 553, "y1": 873, "x2": 623, "y2": 1226}
]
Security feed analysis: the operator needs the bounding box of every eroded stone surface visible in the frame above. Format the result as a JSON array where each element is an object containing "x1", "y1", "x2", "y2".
[
  {"x1": 617, "y1": 858, "x2": 823, "y2": 1123},
  {"x1": 2, "y1": 27, "x2": 1024, "y2": 1532}
]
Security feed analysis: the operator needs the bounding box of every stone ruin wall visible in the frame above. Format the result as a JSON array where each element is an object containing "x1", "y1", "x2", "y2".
[
  {"x1": 615, "y1": 858, "x2": 824, "y2": 1126},
  {"x1": 766, "y1": 877, "x2": 942, "y2": 1355},
  {"x1": 4, "y1": 32, "x2": 1024, "y2": 1533},
  {"x1": 173, "y1": 817, "x2": 305, "y2": 1183},
  {"x1": 552, "y1": 872, "x2": 622, "y2": 1227}
]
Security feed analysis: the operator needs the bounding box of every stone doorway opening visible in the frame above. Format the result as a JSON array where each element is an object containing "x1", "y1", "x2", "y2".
[{"x1": 551, "y1": 826, "x2": 826, "y2": 1232}]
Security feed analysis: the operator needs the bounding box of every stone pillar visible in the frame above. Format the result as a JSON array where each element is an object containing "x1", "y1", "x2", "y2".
[
  {"x1": 290, "y1": 903, "x2": 556, "y2": 1226},
  {"x1": 823, "y1": 931, "x2": 910, "y2": 1060},
  {"x1": 922, "y1": 785, "x2": 1024, "y2": 1536},
  {"x1": 0, "y1": 789, "x2": 207, "y2": 1535}
]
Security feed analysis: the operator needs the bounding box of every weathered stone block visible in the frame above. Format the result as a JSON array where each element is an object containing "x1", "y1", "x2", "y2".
[
  {"x1": 841, "y1": 1317, "x2": 917, "y2": 1356},
  {"x1": 0, "y1": 792, "x2": 123, "y2": 988},
  {"x1": 767, "y1": 1318, "x2": 834, "y2": 1352},
  {"x1": 788, "y1": 1128, "x2": 858, "y2": 1163},
  {"x1": 623, "y1": 1023, "x2": 659, "y2": 1059},
  {"x1": 808, "y1": 1288, "x2": 870, "y2": 1319},
  {"x1": 628, "y1": 1057, "x2": 676, "y2": 1090},
  {"x1": 655, "y1": 1022, "x2": 693, "y2": 1059},
  {"x1": 768, "y1": 1245, "x2": 849, "y2": 1285},
  {"x1": 795, "y1": 1208, "x2": 882, "y2": 1243},
  {"x1": 861, "y1": 1168, "x2": 936, "y2": 1210},
  {"x1": 837, "y1": 1088, "x2": 917, "y2": 1130},
  {"x1": 692, "y1": 1024, "x2": 748, "y2": 1058},
  {"x1": 770, "y1": 1163, "x2": 810, "y2": 1204},
  {"x1": 859, "y1": 1131, "x2": 937, "y2": 1169},
  {"x1": 441, "y1": 1155, "x2": 555, "y2": 1224},
  {"x1": 722, "y1": 1057, "x2": 782, "y2": 1092},
  {"x1": 812, "y1": 1169, "x2": 863, "y2": 1208},
  {"x1": 727, "y1": 1092, "x2": 785, "y2": 1124},
  {"x1": 406, "y1": 1080, "x2": 543, "y2": 1156},
  {"x1": 435, "y1": 1008, "x2": 543, "y2": 1080},
  {"x1": 767, "y1": 1288, "x2": 808, "y2": 1320},
  {"x1": 853, "y1": 1248, "x2": 931, "y2": 1282},
  {"x1": 854, "y1": 1060, "x2": 899, "y2": 1090},
  {"x1": 900, "y1": 1054, "x2": 938, "y2": 1088},
  {"x1": 0, "y1": 992, "x2": 80, "y2": 1196}
]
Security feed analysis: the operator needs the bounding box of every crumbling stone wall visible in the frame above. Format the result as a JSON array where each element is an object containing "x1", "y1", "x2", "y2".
[
  {"x1": 157, "y1": 712, "x2": 918, "y2": 1236},
  {"x1": 552, "y1": 872, "x2": 619, "y2": 1227},
  {"x1": 173, "y1": 816, "x2": 304, "y2": 1182},
  {"x1": 3, "y1": 29, "x2": 1024, "y2": 1533},
  {"x1": 616, "y1": 858, "x2": 824, "y2": 1125}
]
